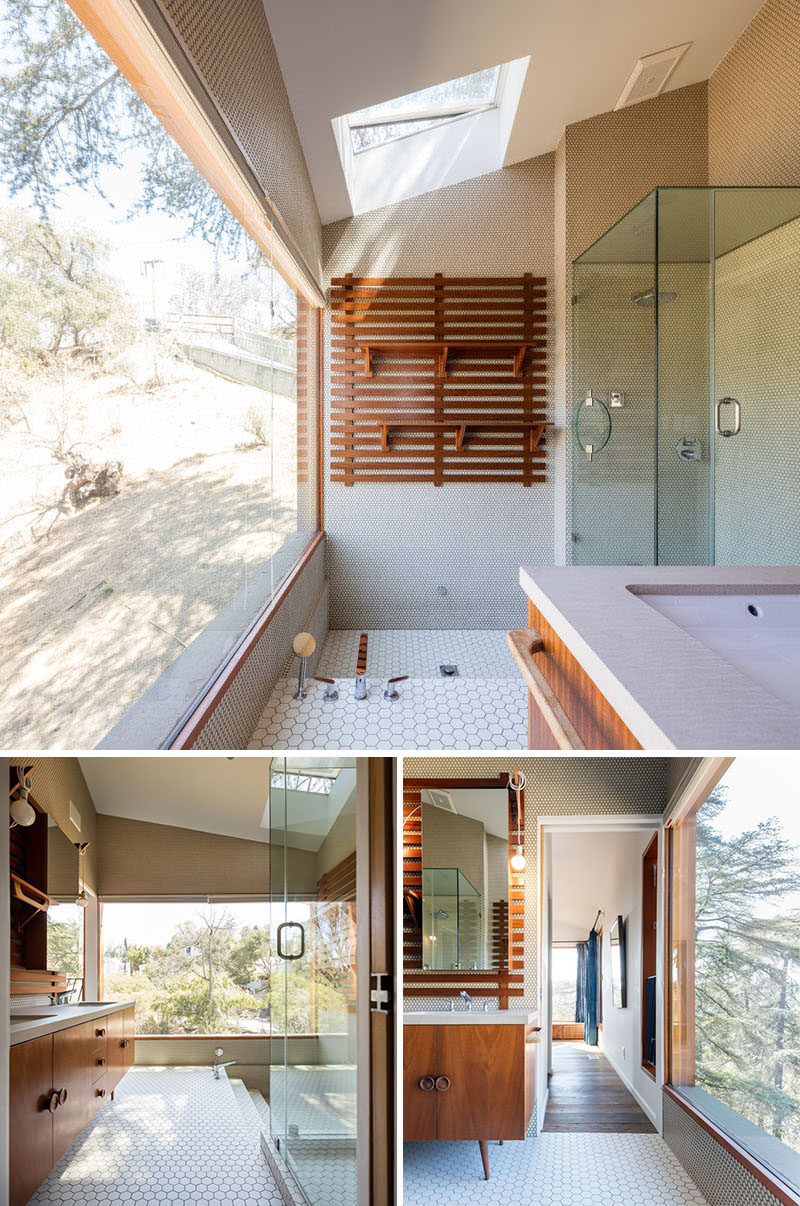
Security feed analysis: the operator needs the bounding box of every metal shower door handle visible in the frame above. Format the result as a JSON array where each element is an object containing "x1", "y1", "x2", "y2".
[
  {"x1": 716, "y1": 396, "x2": 741, "y2": 437},
  {"x1": 276, "y1": 921, "x2": 305, "y2": 960}
]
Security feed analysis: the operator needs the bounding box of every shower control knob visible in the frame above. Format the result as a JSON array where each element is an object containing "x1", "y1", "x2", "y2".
[
  {"x1": 434, "y1": 1077, "x2": 451, "y2": 1092},
  {"x1": 418, "y1": 1076, "x2": 435, "y2": 1092},
  {"x1": 384, "y1": 675, "x2": 408, "y2": 701}
]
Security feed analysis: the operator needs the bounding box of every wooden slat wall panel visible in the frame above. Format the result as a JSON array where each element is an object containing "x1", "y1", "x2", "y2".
[
  {"x1": 330, "y1": 274, "x2": 549, "y2": 486},
  {"x1": 402, "y1": 783, "x2": 524, "y2": 1001}
]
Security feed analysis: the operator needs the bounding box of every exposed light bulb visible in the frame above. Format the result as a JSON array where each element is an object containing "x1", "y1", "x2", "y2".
[
  {"x1": 75, "y1": 892, "x2": 88, "y2": 909},
  {"x1": 510, "y1": 845, "x2": 526, "y2": 872},
  {"x1": 10, "y1": 798, "x2": 36, "y2": 828}
]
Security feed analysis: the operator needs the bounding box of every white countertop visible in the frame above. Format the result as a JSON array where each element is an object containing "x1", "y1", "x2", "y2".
[
  {"x1": 404, "y1": 1009, "x2": 538, "y2": 1025},
  {"x1": 519, "y1": 565, "x2": 800, "y2": 749},
  {"x1": 10, "y1": 1000, "x2": 134, "y2": 1046}
]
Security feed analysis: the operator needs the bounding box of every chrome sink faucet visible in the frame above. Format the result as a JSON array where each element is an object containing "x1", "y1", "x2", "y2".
[{"x1": 459, "y1": 990, "x2": 473, "y2": 1012}]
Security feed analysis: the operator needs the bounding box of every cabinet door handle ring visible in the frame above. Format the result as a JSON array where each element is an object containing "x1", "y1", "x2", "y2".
[
  {"x1": 58, "y1": 1088, "x2": 68, "y2": 1105},
  {"x1": 46, "y1": 1092, "x2": 60, "y2": 1114},
  {"x1": 434, "y1": 1076, "x2": 451, "y2": 1092},
  {"x1": 418, "y1": 1076, "x2": 435, "y2": 1092}
]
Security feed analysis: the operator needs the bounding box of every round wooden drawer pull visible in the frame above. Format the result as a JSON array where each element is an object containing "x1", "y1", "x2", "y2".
[
  {"x1": 58, "y1": 1088, "x2": 68, "y2": 1105},
  {"x1": 418, "y1": 1076, "x2": 435, "y2": 1091},
  {"x1": 434, "y1": 1076, "x2": 451, "y2": 1092},
  {"x1": 46, "y1": 1092, "x2": 60, "y2": 1114}
]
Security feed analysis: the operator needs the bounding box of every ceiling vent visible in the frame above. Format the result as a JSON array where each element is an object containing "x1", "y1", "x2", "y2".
[
  {"x1": 614, "y1": 42, "x2": 691, "y2": 110},
  {"x1": 422, "y1": 788, "x2": 456, "y2": 813}
]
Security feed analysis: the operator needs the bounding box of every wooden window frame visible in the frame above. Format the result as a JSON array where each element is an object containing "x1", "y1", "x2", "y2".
[
  {"x1": 641, "y1": 833, "x2": 658, "y2": 1080},
  {"x1": 664, "y1": 756, "x2": 800, "y2": 1206}
]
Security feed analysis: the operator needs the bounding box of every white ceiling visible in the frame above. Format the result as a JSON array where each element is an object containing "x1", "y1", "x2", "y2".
[
  {"x1": 551, "y1": 829, "x2": 656, "y2": 943},
  {"x1": 262, "y1": 0, "x2": 762, "y2": 223},
  {"x1": 78, "y1": 756, "x2": 356, "y2": 849}
]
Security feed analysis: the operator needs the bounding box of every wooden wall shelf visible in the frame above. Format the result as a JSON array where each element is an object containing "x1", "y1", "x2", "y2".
[
  {"x1": 359, "y1": 341, "x2": 531, "y2": 380},
  {"x1": 331, "y1": 274, "x2": 548, "y2": 486}
]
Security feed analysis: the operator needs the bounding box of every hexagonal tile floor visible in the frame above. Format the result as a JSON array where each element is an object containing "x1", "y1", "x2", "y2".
[
  {"x1": 403, "y1": 1133, "x2": 710, "y2": 1206},
  {"x1": 250, "y1": 629, "x2": 527, "y2": 750},
  {"x1": 29, "y1": 1066, "x2": 283, "y2": 1206}
]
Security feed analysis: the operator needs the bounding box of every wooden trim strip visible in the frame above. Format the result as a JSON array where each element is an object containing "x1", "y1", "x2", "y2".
[
  {"x1": 165, "y1": 531, "x2": 323, "y2": 748},
  {"x1": 663, "y1": 1087, "x2": 800, "y2": 1206},
  {"x1": 68, "y1": 0, "x2": 324, "y2": 306},
  {"x1": 506, "y1": 629, "x2": 586, "y2": 750}
]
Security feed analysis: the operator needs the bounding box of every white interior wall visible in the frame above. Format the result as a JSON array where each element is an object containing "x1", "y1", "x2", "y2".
[{"x1": 550, "y1": 825, "x2": 662, "y2": 1129}]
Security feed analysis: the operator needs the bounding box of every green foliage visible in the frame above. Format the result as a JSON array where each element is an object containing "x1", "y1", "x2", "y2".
[
  {"x1": 0, "y1": 0, "x2": 245, "y2": 254},
  {"x1": 47, "y1": 916, "x2": 81, "y2": 977},
  {"x1": 0, "y1": 206, "x2": 133, "y2": 358},
  {"x1": 695, "y1": 788, "x2": 800, "y2": 1148}
]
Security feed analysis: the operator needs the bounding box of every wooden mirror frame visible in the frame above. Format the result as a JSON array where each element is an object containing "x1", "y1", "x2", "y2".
[{"x1": 403, "y1": 774, "x2": 526, "y2": 1008}]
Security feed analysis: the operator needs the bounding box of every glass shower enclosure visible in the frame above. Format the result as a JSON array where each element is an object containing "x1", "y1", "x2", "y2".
[
  {"x1": 269, "y1": 758, "x2": 358, "y2": 1206},
  {"x1": 421, "y1": 866, "x2": 482, "y2": 970},
  {"x1": 571, "y1": 186, "x2": 800, "y2": 565}
]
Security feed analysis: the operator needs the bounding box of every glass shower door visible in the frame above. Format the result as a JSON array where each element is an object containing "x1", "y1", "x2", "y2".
[
  {"x1": 269, "y1": 758, "x2": 358, "y2": 1206},
  {"x1": 711, "y1": 187, "x2": 800, "y2": 566}
]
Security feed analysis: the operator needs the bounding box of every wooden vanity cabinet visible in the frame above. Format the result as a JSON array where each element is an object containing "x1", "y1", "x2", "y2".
[
  {"x1": 107, "y1": 1005, "x2": 135, "y2": 1094},
  {"x1": 522, "y1": 601, "x2": 642, "y2": 751},
  {"x1": 10, "y1": 1010, "x2": 135, "y2": 1206},
  {"x1": 52, "y1": 1020, "x2": 96, "y2": 1164},
  {"x1": 404, "y1": 1022, "x2": 538, "y2": 1177},
  {"x1": 9, "y1": 1034, "x2": 54, "y2": 1206}
]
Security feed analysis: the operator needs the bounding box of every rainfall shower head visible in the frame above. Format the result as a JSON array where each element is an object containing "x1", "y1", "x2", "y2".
[{"x1": 631, "y1": 288, "x2": 677, "y2": 307}]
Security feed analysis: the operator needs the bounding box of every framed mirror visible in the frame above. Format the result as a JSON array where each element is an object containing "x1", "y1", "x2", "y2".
[
  {"x1": 413, "y1": 781, "x2": 509, "y2": 971},
  {"x1": 610, "y1": 914, "x2": 627, "y2": 1007}
]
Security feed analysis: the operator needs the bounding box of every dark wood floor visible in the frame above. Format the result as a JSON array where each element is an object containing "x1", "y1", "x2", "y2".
[{"x1": 542, "y1": 1040, "x2": 656, "y2": 1133}]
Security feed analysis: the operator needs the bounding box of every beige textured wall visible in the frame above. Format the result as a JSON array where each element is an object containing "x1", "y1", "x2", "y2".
[
  {"x1": 322, "y1": 156, "x2": 557, "y2": 628},
  {"x1": 12, "y1": 757, "x2": 99, "y2": 893},
  {"x1": 709, "y1": 0, "x2": 800, "y2": 186},
  {"x1": 96, "y1": 814, "x2": 317, "y2": 898},
  {"x1": 156, "y1": 0, "x2": 322, "y2": 284}
]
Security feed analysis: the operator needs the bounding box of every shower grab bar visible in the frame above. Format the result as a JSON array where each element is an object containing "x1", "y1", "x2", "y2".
[
  {"x1": 506, "y1": 629, "x2": 586, "y2": 751},
  {"x1": 716, "y1": 396, "x2": 741, "y2": 438},
  {"x1": 277, "y1": 921, "x2": 305, "y2": 960}
]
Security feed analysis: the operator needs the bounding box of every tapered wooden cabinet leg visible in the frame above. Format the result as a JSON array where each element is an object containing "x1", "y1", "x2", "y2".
[
  {"x1": 499, "y1": 1139, "x2": 503, "y2": 1145},
  {"x1": 479, "y1": 1140, "x2": 490, "y2": 1180}
]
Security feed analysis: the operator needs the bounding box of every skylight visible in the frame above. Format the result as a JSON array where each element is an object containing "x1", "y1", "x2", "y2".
[
  {"x1": 271, "y1": 770, "x2": 340, "y2": 795},
  {"x1": 347, "y1": 66, "x2": 503, "y2": 153},
  {"x1": 332, "y1": 57, "x2": 530, "y2": 216}
]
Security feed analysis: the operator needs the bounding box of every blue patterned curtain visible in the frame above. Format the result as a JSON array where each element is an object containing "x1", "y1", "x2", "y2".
[{"x1": 584, "y1": 929, "x2": 599, "y2": 1046}]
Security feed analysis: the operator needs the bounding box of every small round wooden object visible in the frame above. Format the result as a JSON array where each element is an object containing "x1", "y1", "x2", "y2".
[
  {"x1": 292, "y1": 632, "x2": 316, "y2": 658},
  {"x1": 418, "y1": 1076, "x2": 435, "y2": 1092},
  {"x1": 434, "y1": 1076, "x2": 450, "y2": 1092}
]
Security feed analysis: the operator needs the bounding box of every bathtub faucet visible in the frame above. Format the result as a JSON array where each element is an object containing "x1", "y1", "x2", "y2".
[
  {"x1": 354, "y1": 632, "x2": 368, "y2": 700},
  {"x1": 212, "y1": 1048, "x2": 237, "y2": 1079}
]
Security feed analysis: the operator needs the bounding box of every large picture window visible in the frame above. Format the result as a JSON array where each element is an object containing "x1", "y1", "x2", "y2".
[
  {"x1": 0, "y1": 0, "x2": 320, "y2": 749},
  {"x1": 668, "y1": 759, "x2": 800, "y2": 1196},
  {"x1": 102, "y1": 901, "x2": 270, "y2": 1035}
]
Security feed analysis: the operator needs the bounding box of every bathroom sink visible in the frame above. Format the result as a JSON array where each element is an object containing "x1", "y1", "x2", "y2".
[
  {"x1": 75, "y1": 1001, "x2": 116, "y2": 1006},
  {"x1": 631, "y1": 588, "x2": 800, "y2": 708},
  {"x1": 10, "y1": 1012, "x2": 56, "y2": 1022}
]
